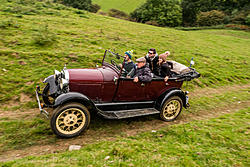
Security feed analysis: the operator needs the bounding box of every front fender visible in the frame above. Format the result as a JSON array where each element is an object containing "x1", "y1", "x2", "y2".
[
  {"x1": 53, "y1": 92, "x2": 97, "y2": 112},
  {"x1": 43, "y1": 75, "x2": 57, "y2": 95},
  {"x1": 156, "y1": 88, "x2": 188, "y2": 110}
]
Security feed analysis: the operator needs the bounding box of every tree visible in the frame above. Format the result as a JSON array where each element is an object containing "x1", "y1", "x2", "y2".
[
  {"x1": 182, "y1": 0, "x2": 250, "y2": 26},
  {"x1": 130, "y1": 0, "x2": 182, "y2": 27}
]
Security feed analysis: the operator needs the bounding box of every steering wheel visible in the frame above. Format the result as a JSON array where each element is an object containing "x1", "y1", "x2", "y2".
[{"x1": 111, "y1": 60, "x2": 120, "y2": 69}]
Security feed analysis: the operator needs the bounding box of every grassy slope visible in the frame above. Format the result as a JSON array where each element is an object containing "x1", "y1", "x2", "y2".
[
  {"x1": 92, "y1": 0, "x2": 146, "y2": 13},
  {"x1": 0, "y1": 1, "x2": 249, "y2": 164},
  {"x1": 1, "y1": 107, "x2": 249, "y2": 166},
  {"x1": 0, "y1": 0, "x2": 249, "y2": 106},
  {"x1": 0, "y1": 84, "x2": 249, "y2": 155}
]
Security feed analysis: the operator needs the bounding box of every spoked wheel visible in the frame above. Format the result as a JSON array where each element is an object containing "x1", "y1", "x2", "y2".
[
  {"x1": 50, "y1": 103, "x2": 90, "y2": 138},
  {"x1": 42, "y1": 84, "x2": 55, "y2": 105},
  {"x1": 160, "y1": 96, "x2": 183, "y2": 122}
]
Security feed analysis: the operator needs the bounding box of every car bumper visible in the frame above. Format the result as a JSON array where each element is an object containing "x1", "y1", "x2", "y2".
[{"x1": 35, "y1": 86, "x2": 49, "y2": 118}]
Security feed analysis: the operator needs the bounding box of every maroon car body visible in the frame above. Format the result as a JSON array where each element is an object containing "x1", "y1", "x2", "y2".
[{"x1": 35, "y1": 50, "x2": 200, "y2": 138}]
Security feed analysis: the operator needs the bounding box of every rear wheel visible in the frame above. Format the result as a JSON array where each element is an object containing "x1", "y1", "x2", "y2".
[
  {"x1": 50, "y1": 103, "x2": 90, "y2": 138},
  {"x1": 160, "y1": 96, "x2": 183, "y2": 122}
]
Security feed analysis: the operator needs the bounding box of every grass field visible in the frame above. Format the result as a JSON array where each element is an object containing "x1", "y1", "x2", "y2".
[
  {"x1": 1, "y1": 106, "x2": 249, "y2": 166},
  {"x1": 0, "y1": 0, "x2": 249, "y2": 107},
  {"x1": 92, "y1": 0, "x2": 146, "y2": 13},
  {"x1": 0, "y1": 0, "x2": 249, "y2": 164}
]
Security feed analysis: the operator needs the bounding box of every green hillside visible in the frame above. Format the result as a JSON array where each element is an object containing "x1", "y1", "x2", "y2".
[
  {"x1": 0, "y1": 0, "x2": 249, "y2": 165},
  {"x1": 0, "y1": 0, "x2": 249, "y2": 105},
  {"x1": 92, "y1": 0, "x2": 146, "y2": 13}
]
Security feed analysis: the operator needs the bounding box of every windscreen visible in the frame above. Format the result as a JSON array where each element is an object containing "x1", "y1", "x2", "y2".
[{"x1": 103, "y1": 50, "x2": 125, "y2": 71}]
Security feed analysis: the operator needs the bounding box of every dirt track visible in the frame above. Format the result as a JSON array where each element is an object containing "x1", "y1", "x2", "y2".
[{"x1": 0, "y1": 84, "x2": 249, "y2": 162}]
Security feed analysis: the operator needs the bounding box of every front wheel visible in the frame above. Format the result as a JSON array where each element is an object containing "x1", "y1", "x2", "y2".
[
  {"x1": 160, "y1": 96, "x2": 183, "y2": 122},
  {"x1": 50, "y1": 103, "x2": 90, "y2": 138}
]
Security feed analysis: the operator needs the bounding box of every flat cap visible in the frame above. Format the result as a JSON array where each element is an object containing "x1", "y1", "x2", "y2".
[{"x1": 136, "y1": 57, "x2": 146, "y2": 62}]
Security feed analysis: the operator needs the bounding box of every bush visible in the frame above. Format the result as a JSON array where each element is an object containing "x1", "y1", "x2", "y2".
[
  {"x1": 246, "y1": 14, "x2": 250, "y2": 25},
  {"x1": 89, "y1": 3, "x2": 101, "y2": 13},
  {"x1": 108, "y1": 9, "x2": 129, "y2": 20},
  {"x1": 196, "y1": 10, "x2": 225, "y2": 26},
  {"x1": 33, "y1": 25, "x2": 57, "y2": 46},
  {"x1": 130, "y1": 0, "x2": 182, "y2": 27},
  {"x1": 60, "y1": 0, "x2": 92, "y2": 11},
  {"x1": 231, "y1": 10, "x2": 250, "y2": 25}
]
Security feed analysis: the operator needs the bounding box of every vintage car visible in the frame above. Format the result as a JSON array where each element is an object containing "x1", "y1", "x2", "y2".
[{"x1": 35, "y1": 50, "x2": 200, "y2": 138}]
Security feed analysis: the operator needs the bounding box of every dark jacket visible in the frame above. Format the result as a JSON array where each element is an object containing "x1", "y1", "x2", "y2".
[
  {"x1": 121, "y1": 61, "x2": 136, "y2": 77},
  {"x1": 134, "y1": 65, "x2": 152, "y2": 82},
  {"x1": 145, "y1": 54, "x2": 159, "y2": 75},
  {"x1": 157, "y1": 62, "x2": 173, "y2": 77}
]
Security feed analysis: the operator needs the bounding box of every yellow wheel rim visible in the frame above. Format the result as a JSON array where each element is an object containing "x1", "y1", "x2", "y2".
[
  {"x1": 56, "y1": 108, "x2": 86, "y2": 135},
  {"x1": 163, "y1": 99, "x2": 181, "y2": 120}
]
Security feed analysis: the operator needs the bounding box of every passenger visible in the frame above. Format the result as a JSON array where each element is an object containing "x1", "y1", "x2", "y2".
[
  {"x1": 121, "y1": 50, "x2": 136, "y2": 78},
  {"x1": 145, "y1": 48, "x2": 159, "y2": 76},
  {"x1": 133, "y1": 57, "x2": 152, "y2": 83},
  {"x1": 157, "y1": 51, "x2": 173, "y2": 82}
]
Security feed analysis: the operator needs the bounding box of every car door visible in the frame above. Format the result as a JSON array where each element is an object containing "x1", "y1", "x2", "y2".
[
  {"x1": 113, "y1": 78, "x2": 148, "y2": 102},
  {"x1": 144, "y1": 78, "x2": 184, "y2": 100}
]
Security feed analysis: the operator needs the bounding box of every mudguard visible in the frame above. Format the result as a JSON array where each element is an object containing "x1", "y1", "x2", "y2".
[
  {"x1": 156, "y1": 88, "x2": 188, "y2": 110},
  {"x1": 43, "y1": 75, "x2": 57, "y2": 95},
  {"x1": 53, "y1": 92, "x2": 97, "y2": 111}
]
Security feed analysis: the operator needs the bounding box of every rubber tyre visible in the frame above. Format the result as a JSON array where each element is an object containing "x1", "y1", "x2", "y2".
[
  {"x1": 160, "y1": 96, "x2": 183, "y2": 122},
  {"x1": 50, "y1": 103, "x2": 90, "y2": 138},
  {"x1": 42, "y1": 84, "x2": 55, "y2": 105}
]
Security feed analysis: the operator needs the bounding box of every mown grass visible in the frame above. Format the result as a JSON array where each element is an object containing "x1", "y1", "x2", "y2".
[
  {"x1": 0, "y1": 0, "x2": 249, "y2": 107},
  {"x1": 93, "y1": 0, "x2": 146, "y2": 13},
  {"x1": 0, "y1": 85, "x2": 249, "y2": 154},
  {"x1": 1, "y1": 106, "x2": 249, "y2": 166}
]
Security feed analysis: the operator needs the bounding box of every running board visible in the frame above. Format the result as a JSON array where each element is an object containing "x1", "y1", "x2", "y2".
[{"x1": 98, "y1": 108, "x2": 160, "y2": 119}]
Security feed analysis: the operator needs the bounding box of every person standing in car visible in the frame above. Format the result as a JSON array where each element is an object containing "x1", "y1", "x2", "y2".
[
  {"x1": 133, "y1": 57, "x2": 152, "y2": 83},
  {"x1": 145, "y1": 48, "x2": 159, "y2": 75}
]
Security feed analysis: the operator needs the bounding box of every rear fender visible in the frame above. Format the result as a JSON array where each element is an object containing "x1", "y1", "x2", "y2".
[
  {"x1": 155, "y1": 88, "x2": 187, "y2": 110},
  {"x1": 53, "y1": 92, "x2": 97, "y2": 113},
  {"x1": 43, "y1": 75, "x2": 57, "y2": 95}
]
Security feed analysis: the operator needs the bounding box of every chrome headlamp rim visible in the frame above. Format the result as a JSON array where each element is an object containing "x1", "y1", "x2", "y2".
[
  {"x1": 60, "y1": 78, "x2": 69, "y2": 90},
  {"x1": 54, "y1": 70, "x2": 61, "y2": 79}
]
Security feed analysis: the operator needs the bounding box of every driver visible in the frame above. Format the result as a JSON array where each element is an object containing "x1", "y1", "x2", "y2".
[{"x1": 121, "y1": 50, "x2": 136, "y2": 78}]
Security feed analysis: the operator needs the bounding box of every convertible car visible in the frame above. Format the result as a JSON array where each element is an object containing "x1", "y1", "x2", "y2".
[{"x1": 35, "y1": 50, "x2": 200, "y2": 138}]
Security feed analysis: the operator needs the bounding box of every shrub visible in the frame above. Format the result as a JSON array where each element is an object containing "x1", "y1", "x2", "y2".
[
  {"x1": 196, "y1": 10, "x2": 225, "y2": 26},
  {"x1": 33, "y1": 25, "x2": 57, "y2": 46},
  {"x1": 231, "y1": 10, "x2": 250, "y2": 25},
  {"x1": 89, "y1": 3, "x2": 101, "y2": 13},
  {"x1": 108, "y1": 9, "x2": 129, "y2": 20},
  {"x1": 246, "y1": 14, "x2": 250, "y2": 25},
  {"x1": 60, "y1": 0, "x2": 92, "y2": 11},
  {"x1": 130, "y1": 0, "x2": 182, "y2": 27}
]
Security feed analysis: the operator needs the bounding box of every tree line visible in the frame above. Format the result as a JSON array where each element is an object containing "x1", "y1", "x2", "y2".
[{"x1": 55, "y1": 0, "x2": 250, "y2": 27}]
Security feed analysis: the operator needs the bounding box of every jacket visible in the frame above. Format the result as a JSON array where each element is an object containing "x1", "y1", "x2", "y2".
[
  {"x1": 134, "y1": 65, "x2": 152, "y2": 82},
  {"x1": 145, "y1": 54, "x2": 159, "y2": 75}
]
